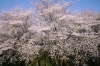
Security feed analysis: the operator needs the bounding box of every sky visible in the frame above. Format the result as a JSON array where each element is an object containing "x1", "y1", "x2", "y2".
[{"x1": 0, "y1": 0, "x2": 100, "y2": 13}]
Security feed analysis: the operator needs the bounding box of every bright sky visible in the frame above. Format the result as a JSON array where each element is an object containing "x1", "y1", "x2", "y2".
[{"x1": 0, "y1": 0, "x2": 100, "y2": 13}]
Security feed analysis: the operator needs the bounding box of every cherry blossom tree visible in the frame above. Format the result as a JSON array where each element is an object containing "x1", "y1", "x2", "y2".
[
  {"x1": 29, "y1": 0, "x2": 100, "y2": 65},
  {"x1": 0, "y1": 0, "x2": 100, "y2": 66}
]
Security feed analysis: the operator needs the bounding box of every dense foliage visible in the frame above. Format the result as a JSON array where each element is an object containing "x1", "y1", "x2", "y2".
[{"x1": 0, "y1": 0, "x2": 100, "y2": 66}]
